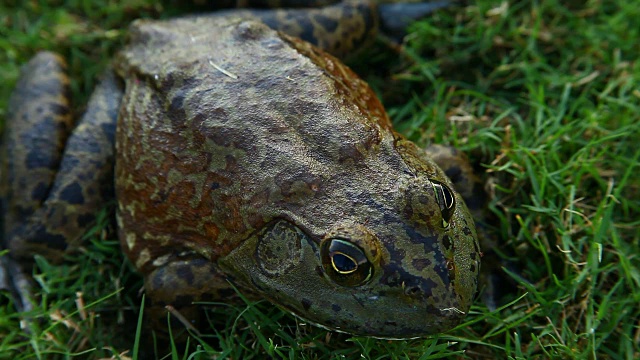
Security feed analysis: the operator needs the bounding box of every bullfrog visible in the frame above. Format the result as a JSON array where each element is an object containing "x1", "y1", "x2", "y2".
[{"x1": 1, "y1": 0, "x2": 481, "y2": 339}]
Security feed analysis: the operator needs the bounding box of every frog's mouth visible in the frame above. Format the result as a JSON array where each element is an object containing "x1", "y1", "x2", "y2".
[{"x1": 218, "y1": 219, "x2": 469, "y2": 338}]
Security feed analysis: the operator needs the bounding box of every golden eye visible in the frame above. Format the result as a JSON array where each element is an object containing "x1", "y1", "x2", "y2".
[
  {"x1": 321, "y1": 239, "x2": 372, "y2": 287},
  {"x1": 431, "y1": 180, "x2": 455, "y2": 228}
]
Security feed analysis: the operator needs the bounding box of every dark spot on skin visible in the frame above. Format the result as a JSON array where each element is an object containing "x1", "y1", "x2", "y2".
[
  {"x1": 403, "y1": 224, "x2": 440, "y2": 249},
  {"x1": 150, "y1": 270, "x2": 166, "y2": 297},
  {"x1": 31, "y1": 72, "x2": 66, "y2": 94},
  {"x1": 380, "y1": 262, "x2": 440, "y2": 299},
  {"x1": 347, "y1": 3, "x2": 376, "y2": 50},
  {"x1": 296, "y1": 15, "x2": 316, "y2": 45},
  {"x1": 442, "y1": 235, "x2": 452, "y2": 250},
  {"x1": 301, "y1": 298, "x2": 312, "y2": 311},
  {"x1": 415, "y1": 194, "x2": 430, "y2": 207},
  {"x1": 27, "y1": 227, "x2": 67, "y2": 251},
  {"x1": 384, "y1": 320, "x2": 398, "y2": 327},
  {"x1": 160, "y1": 71, "x2": 175, "y2": 90},
  {"x1": 167, "y1": 88, "x2": 187, "y2": 126},
  {"x1": 31, "y1": 182, "x2": 49, "y2": 202},
  {"x1": 315, "y1": 265, "x2": 324, "y2": 277},
  {"x1": 224, "y1": 154, "x2": 238, "y2": 172},
  {"x1": 338, "y1": 142, "x2": 364, "y2": 163},
  {"x1": 470, "y1": 264, "x2": 476, "y2": 273},
  {"x1": 412, "y1": 258, "x2": 431, "y2": 271},
  {"x1": 176, "y1": 265, "x2": 195, "y2": 286},
  {"x1": 49, "y1": 102, "x2": 70, "y2": 118},
  {"x1": 313, "y1": 14, "x2": 339, "y2": 33},
  {"x1": 332, "y1": 304, "x2": 341, "y2": 312},
  {"x1": 60, "y1": 182, "x2": 85, "y2": 205},
  {"x1": 24, "y1": 117, "x2": 63, "y2": 170},
  {"x1": 359, "y1": 3, "x2": 375, "y2": 33},
  {"x1": 195, "y1": 112, "x2": 256, "y2": 151}
]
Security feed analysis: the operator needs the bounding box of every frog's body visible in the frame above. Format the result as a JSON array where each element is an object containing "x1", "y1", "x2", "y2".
[{"x1": 2, "y1": 1, "x2": 480, "y2": 339}]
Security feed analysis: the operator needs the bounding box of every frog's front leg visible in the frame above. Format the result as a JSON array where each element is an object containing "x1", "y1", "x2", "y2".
[
  {"x1": 1, "y1": 53, "x2": 122, "y2": 310},
  {"x1": 142, "y1": 257, "x2": 250, "y2": 340}
]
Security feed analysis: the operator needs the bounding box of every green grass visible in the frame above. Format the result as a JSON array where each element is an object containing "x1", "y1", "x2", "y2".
[{"x1": 1, "y1": 0, "x2": 639, "y2": 359}]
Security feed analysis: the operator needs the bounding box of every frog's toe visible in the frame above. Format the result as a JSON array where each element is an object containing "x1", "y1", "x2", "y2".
[{"x1": 0, "y1": 256, "x2": 35, "y2": 312}]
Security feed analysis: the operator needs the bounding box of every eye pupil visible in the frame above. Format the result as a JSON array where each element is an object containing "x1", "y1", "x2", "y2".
[
  {"x1": 331, "y1": 253, "x2": 357, "y2": 274},
  {"x1": 431, "y1": 181, "x2": 456, "y2": 228}
]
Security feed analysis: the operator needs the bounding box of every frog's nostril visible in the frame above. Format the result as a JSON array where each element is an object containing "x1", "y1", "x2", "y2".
[{"x1": 405, "y1": 286, "x2": 421, "y2": 297}]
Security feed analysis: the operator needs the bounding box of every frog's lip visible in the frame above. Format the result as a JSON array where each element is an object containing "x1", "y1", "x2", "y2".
[
  {"x1": 284, "y1": 310, "x2": 420, "y2": 340},
  {"x1": 274, "y1": 282, "x2": 467, "y2": 340},
  {"x1": 285, "y1": 308, "x2": 456, "y2": 340}
]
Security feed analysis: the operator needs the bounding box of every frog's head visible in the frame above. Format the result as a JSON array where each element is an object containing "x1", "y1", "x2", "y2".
[{"x1": 219, "y1": 141, "x2": 480, "y2": 338}]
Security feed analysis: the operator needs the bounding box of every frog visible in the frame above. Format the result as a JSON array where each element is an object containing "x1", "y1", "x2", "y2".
[{"x1": 1, "y1": 0, "x2": 481, "y2": 339}]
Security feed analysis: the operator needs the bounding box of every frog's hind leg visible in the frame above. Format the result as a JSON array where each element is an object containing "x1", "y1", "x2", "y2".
[
  {"x1": 220, "y1": 0, "x2": 454, "y2": 58},
  {"x1": 1, "y1": 52, "x2": 74, "y2": 243},
  {"x1": 1, "y1": 52, "x2": 74, "y2": 307},
  {"x1": 215, "y1": 1, "x2": 379, "y2": 58},
  {"x1": 1, "y1": 53, "x2": 122, "y2": 310}
]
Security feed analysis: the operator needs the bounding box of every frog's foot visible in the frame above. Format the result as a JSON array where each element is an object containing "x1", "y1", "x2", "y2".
[
  {"x1": 0, "y1": 257, "x2": 34, "y2": 312},
  {"x1": 143, "y1": 256, "x2": 248, "y2": 344},
  {"x1": 1, "y1": 52, "x2": 122, "y2": 312}
]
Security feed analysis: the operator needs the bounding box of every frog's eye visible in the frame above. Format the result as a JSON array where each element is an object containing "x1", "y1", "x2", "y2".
[
  {"x1": 321, "y1": 238, "x2": 372, "y2": 287},
  {"x1": 431, "y1": 180, "x2": 455, "y2": 228}
]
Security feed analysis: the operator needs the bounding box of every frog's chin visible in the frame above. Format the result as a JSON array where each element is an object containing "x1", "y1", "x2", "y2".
[{"x1": 284, "y1": 309, "x2": 422, "y2": 340}]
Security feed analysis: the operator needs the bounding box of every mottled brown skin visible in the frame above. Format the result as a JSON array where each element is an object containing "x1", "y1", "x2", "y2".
[{"x1": 2, "y1": 1, "x2": 480, "y2": 339}]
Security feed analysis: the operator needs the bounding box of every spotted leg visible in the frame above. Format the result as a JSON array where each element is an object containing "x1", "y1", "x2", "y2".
[
  {"x1": 212, "y1": 0, "x2": 453, "y2": 58},
  {"x1": 1, "y1": 53, "x2": 122, "y2": 311}
]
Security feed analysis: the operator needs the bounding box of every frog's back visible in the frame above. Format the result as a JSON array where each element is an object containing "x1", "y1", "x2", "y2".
[{"x1": 115, "y1": 17, "x2": 398, "y2": 270}]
